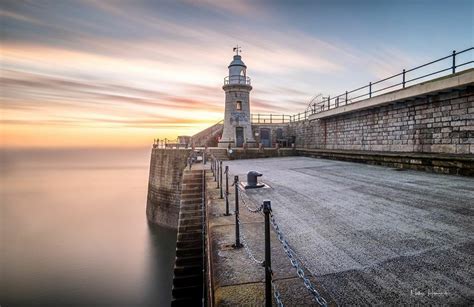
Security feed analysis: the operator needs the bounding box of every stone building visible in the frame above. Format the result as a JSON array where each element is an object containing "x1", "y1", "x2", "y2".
[{"x1": 218, "y1": 50, "x2": 256, "y2": 148}]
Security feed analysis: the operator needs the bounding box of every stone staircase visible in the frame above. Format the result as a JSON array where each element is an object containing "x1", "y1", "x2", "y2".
[
  {"x1": 209, "y1": 148, "x2": 229, "y2": 161},
  {"x1": 171, "y1": 169, "x2": 205, "y2": 306},
  {"x1": 191, "y1": 120, "x2": 223, "y2": 147}
]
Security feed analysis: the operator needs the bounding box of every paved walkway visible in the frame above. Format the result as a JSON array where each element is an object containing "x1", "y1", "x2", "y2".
[{"x1": 223, "y1": 157, "x2": 474, "y2": 305}]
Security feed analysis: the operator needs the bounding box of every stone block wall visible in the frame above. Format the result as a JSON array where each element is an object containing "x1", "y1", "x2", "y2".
[
  {"x1": 146, "y1": 148, "x2": 191, "y2": 228},
  {"x1": 251, "y1": 123, "x2": 292, "y2": 147},
  {"x1": 289, "y1": 86, "x2": 474, "y2": 154}
]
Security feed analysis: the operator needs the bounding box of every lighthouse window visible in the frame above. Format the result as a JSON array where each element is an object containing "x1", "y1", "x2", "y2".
[{"x1": 236, "y1": 101, "x2": 242, "y2": 110}]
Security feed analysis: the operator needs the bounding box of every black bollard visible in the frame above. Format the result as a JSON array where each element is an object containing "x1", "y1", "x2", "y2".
[
  {"x1": 233, "y1": 175, "x2": 242, "y2": 248},
  {"x1": 219, "y1": 161, "x2": 223, "y2": 199},
  {"x1": 224, "y1": 166, "x2": 230, "y2": 216},
  {"x1": 263, "y1": 200, "x2": 272, "y2": 307}
]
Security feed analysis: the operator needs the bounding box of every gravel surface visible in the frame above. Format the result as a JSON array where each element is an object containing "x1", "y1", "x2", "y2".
[{"x1": 223, "y1": 157, "x2": 474, "y2": 305}]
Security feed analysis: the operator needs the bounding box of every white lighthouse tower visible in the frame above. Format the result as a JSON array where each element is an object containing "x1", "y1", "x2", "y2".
[{"x1": 219, "y1": 47, "x2": 256, "y2": 148}]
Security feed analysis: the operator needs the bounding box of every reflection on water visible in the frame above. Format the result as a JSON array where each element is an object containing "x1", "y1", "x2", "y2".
[{"x1": 0, "y1": 148, "x2": 176, "y2": 306}]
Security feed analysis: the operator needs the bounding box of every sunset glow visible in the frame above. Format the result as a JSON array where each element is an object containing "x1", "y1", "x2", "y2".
[{"x1": 1, "y1": 0, "x2": 472, "y2": 148}]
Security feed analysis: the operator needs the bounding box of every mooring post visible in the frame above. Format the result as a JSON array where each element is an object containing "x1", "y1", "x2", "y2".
[
  {"x1": 263, "y1": 200, "x2": 272, "y2": 307},
  {"x1": 224, "y1": 166, "x2": 230, "y2": 216},
  {"x1": 219, "y1": 161, "x2": 223, "y2": 199},
  {"x1": 233, "y1": 175, "x2": 242, "y2": 248}
]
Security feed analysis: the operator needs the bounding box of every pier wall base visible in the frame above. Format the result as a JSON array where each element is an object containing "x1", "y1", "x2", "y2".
[{"x1": 146, "y1": 148, "x2": 191, "y2": 228}]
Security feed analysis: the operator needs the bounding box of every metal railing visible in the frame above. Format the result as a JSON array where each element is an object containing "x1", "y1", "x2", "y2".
[
  {"x1": 153, "y1": 138, "x2": 189, "y2": 149},
  {"x1": 224, "y1": 75, "x2": 251, "y2": 85},
  {"x1": 250, "y1": 113, "x2": 292, "y2": 124},
  {"x1": 289, "y1": 47, "x2": 473, "y2": 121}
]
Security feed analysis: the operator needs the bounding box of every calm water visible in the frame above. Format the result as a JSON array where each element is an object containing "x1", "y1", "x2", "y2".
[{"x1": 0, "y1": 148, "x2": 176, "y2": 306}]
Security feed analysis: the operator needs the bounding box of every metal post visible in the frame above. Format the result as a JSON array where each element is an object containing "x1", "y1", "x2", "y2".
[
  {"x1": 282, "y1": 114, "x2": 284, "y2": 123},
  {"x1": 219, "y1": 161, "x2": 223, "y2": 199},
  {"x1": 452, "y1": 50, "x2": 456, "y2": 74},
  {"x1": 369, "y1": 82, "x2": 372, "y2": 98},
  {"x1": 328, "y1": 96, "x2": 330, "y2": 109},
  {"x1": 216, "y1": 160, "x2": 220, "y2": 188},
  {"x1": 224, "y1": 166, "x2": 230, "y2": 216},
  {"x1": 270, "y1": 114, "x2": 272, "y2": 123},
  {"x1": 402, "y1": 69, "x2": 406, "y2": 88},
  {"x1": 214, "y1": 160, "x2": 217, "y2": 181},
  {"x1": 258, "y1": 113, "x2": 260, "y2": 123},
  {"x1": 345, "y1": 91, "x2": 348, "y2": 105},
  {"x1": 263, "y1": 200, "x2": 272, "y2": 307},
  {"x1": 233, "y1": 176, "x2": 242, "y2": 248}
]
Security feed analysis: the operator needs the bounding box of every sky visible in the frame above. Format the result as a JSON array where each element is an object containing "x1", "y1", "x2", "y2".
[{"x1": 1, "y1": 0, "x2": 473, "y2": 148}]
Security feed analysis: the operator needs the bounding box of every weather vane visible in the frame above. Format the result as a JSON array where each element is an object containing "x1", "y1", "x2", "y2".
[{"x1": 233, "y1": 45, "x2": 241, "y2": 56}]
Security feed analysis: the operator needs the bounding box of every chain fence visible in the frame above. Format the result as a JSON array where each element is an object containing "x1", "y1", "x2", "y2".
[
  {"x1": 210, "y1": 157, "x2": 330, "y2": 307},
  {"x1": 238, "y1": 186, "x2": 264, "y2": 213},
  {"x1": 272, "y1": 280, "x2": 284, "y2": 307},
  {"x1": 238, "y1": 216, "x2": 265, "y2": 266},
  {"x1": 270, "y1": 213, "x2": 328, "y2": 307}
]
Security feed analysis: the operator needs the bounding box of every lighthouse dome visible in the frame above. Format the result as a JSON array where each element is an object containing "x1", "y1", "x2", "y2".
[{"x1": 228, "y1": 55, "x2": 247, "y2": 70}]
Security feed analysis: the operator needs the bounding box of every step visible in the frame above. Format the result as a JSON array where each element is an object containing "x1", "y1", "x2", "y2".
[
  {"x1": 175, "y1": 255, "x2": 202, "y2": 266},
  {"x1": 178, "y1": 232, "x2": 203, "y2": 241},
  {"x1": 179, "y1": 213, "x2": 203, "y2": 220},
  {"x1": 178, "y1": 216, "x2": 203, "y2": 225},
  {"x1": 172, "y1": 285, "x2": 202, "y2": 299},
  {"x1": 181, "y1": 200, "x2": 202, "y2": 206},
  {"x1": 173, "y1": 273, "x2": 202, "y2": 288},
  {"x1": 180, "y1": 204, "x2": 202, "y2": 211},
  {"x1": 177, "y1": 239, "x2": 202, "y2": 249},
  {"x1": 181, "y1": 193, "x2": 202, "y2": 199},
  {"x1": 178, "y1": 224, "x2": 203, "y2": 233},
  {"x1": 173, "y1": 263, "x2": 202, "y2": 276},
  {"x1": 176, "y1": 246, "x2": 203, "y2": 257},
  {"x1": 182, "y1": 179, "x2": 202, "y2": 183},
  {"x1": 171, "y1": 297, "x2": 199, "y2": 307}
]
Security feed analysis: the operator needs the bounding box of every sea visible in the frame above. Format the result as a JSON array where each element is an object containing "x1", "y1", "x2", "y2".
[{"x1": 0, "y1": 147, "x2": 176, "y2": 306}]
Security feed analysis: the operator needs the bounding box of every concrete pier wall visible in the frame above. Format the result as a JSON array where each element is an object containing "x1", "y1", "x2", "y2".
[{"x1": 146, "y1": 148, "x2": 191, "y2": 228}]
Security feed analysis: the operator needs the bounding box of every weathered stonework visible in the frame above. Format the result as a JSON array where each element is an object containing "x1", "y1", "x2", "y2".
[
  {"x1": 219, "y1": 54, "x2": 256, "y2": 147},
  {"x1": 251, "y1": 123, "x2": 292, "y2": 147},
  {"x1": 289, "y1": 86, "x2": 474, "y2": 155},
  {"x1": 146, "y1": 148, "x2": 190, "y2": 228}
]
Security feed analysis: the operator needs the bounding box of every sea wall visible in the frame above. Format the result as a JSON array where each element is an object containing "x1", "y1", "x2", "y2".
[
  {"x1": 289, "y1": 85, "x2": 474, "y2": 154},
  {"x1": 146, "y1": 148, "x2": 191, "y2": 228}
]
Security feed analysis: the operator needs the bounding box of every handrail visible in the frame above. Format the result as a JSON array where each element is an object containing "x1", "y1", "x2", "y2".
[
  {"x1": 250, "y1": 113, "x2": 292, "y2": 124},
  {"x1": 289, "y1": 47, "x2": 473, "y2": 122},
  {"x1": 224, "y1": 75, "x2": 251, "y2": 85}
]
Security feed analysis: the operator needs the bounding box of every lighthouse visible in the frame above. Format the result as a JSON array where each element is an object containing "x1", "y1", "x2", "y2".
[{"x1": 218, "y1": 47, "x2": 256, "y2": 148}]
